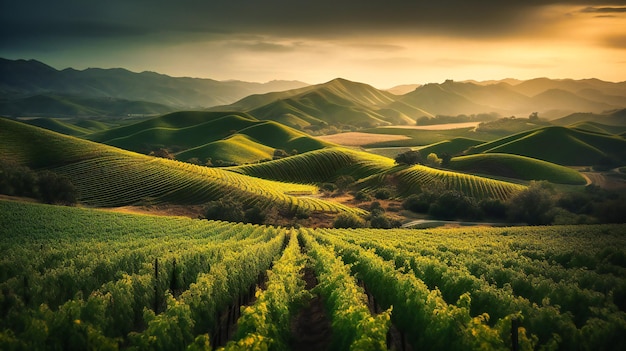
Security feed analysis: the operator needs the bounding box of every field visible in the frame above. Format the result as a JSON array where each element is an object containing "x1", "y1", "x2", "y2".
[{"x1": 1, "y1": 200, "x2": 625, "y2": 350}]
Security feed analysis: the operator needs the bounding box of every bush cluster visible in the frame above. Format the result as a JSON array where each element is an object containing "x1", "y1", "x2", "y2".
[{"x1": 0, "y1": 160, "x2": 77, "y2": 205}]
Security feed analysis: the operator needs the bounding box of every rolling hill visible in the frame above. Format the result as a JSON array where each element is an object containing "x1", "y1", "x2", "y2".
[
  {"x1": 88, "y1": 111, "x2": 331, "y2": 164},
  {"x1": 551, "y1": 109, "x2": 626, "y2": 127},
  {"x1": 233, "y1": 147, "x2": 527, "y2": 201},
  {"x1": 448, "y1": 153, "x2": 587, "y2": 185},
  {"x1": 0, "y1": 117, "x2": 361, "y2": 214},
  {"x1": 465, "y1": 126, "x2": 626, "y2": 166},
  {"x1": 414, "y1": 137, "x2": 484, "y2": 157}
]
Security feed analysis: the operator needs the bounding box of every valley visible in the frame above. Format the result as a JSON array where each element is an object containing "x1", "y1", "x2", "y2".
[{"x1": 1, "y1": 58, "x2": 625, "y2": 350}]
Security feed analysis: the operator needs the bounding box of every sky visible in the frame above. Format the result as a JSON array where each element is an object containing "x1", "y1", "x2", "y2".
[{"x1": 1, "y1": 1, "x2": 625, "y2": 88}]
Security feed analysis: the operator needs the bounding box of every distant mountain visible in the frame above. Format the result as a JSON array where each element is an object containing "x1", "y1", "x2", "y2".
[
  {"x1": 0, "y1": 93, "x2": 176, "y2": 117},
  {"x1": 0, "y1": 58, "x2": 309, "y2": 111},
  {"x1": 216, "y1": 78, "x2": 414, "y2": 129},
  {"x1": 3, "y1": 58, "x2": 625, "y2": 123},
  {"x1": 551, "y1": 109, "x2": 626, "y2": 127}
]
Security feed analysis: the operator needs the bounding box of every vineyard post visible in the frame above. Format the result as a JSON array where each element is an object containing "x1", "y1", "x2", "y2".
[{"x1": 511, "y1": 318, "x2": 520, "y2": 351}]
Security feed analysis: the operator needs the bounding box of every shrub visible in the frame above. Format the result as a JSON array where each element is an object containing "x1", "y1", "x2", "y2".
[
  {"x1": 333, "y1": 213, "x2": 365, "y2": 229},
  {"x1": 507, "y1": 181, "x2": 555, "y2": 225},
  {"x1": 370, "y1": 214, "x2": 402, "y2": 229},
  {"x1": 203, "y1": 197, "x2": 245, "y2": 222},
  {"x1": 428, "y1": 190, "x2": 481, "y2": 220},
  {"x1": 36, "y1": 171, "x2": 78, "y2": 205},
  {"x1": 354, "y1": 191, "x2": 371, "y2": 202},
  {"x1": 395, "y1": 150, "x2": 423, "y2": 165},
  {"x1": 479, "y1": 198, "x2": 507, "y2": 219},
  {"x1": 374, "y1": 188, "x2": 391, "y2": 200},
  {"x1": 402, "y1": 193, "x2": 434, "y2": 213}
]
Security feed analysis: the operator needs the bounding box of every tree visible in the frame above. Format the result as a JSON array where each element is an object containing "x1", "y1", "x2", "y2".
[
  {"x1": 507, "y1": 181, "x2": 555, "y2": 225},
  {"x1": 203, "y1": 196, "x2": 245, "y2": 222},
  {"x1": 395, "y1": 150, "x2": 423, "y2": 165},
  {"x1": 150, "y1": 148, "x2": 175, "y2": 160},
  {"x1": 36, "y1": 171, "x2": 77, "y2": 205},
  {"x1": 273, "y1": 149, "x2": 289, "y2": 160},
  {"x1": 426, "y1": 153, "x2": 442, "y2": 167},
  {"x1": 333, "y1": 213, "x2": 365, "y2": 229},
  {"x1": 335, "y1": 175, "x2": 355, "y2": 193},
  {"x1": 529, "y1": 112, "x2": 539, "y2": 121},
  {"x1": 440, "y1": 153, "x2": 452, "y2": 168}
]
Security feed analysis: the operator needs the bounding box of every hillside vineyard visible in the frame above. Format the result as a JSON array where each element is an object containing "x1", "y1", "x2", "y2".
[{"x1": 1, "y1": 200, "x2": 625, "y2": 350}]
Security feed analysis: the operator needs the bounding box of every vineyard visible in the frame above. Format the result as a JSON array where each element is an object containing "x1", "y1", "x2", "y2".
[
  {"x1": 1, "y1": 199, "x2": 625, "y2": 350},
  {"x1": 391, "y1": 164, "x2": 526, "y2": 200},
  {"x1": 0, "y1": 117, "x2": 361, "y2": 215}
]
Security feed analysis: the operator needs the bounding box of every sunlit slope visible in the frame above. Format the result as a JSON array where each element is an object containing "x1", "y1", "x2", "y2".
[
  {"x1": 176, "y1": 134, "x2": 275, "y2": 164},
  {"x1": 234, "y1": 146, "x2": 526, "y2": 200},
  {"x1": 0, "y1": 118, "x2": 361, "y2": 214},
  {"x1": 88, "y1": 111, "x2": 259, "y2": 148},
  {"x1": 237, "y1": 78, "x2": 415, "y2": 128},
  {"x1": 232, "y1": 147, "x2": 395, "y2": 183},
  {"x1": 86, "y1": 111, "x2": 331, "y2": 164},
  {"x1": 449, "y1": 153, "x2": 586, "y2": 185},
  {"x1": 466, "y1": 126, "x2": 626, "y2": 166},
  {"x1": 389, "y1": 164, "x2": 526, "y2": 200}
]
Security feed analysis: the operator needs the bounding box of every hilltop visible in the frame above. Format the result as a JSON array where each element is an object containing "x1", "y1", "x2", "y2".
[{"x1": 87, "y1": 111, "x2": 331, "y2": 164}]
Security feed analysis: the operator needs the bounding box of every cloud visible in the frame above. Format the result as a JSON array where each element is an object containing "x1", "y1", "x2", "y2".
[
  {"x1": 581, "y1": 6, "x2": 626, "y2": 13},
  {"x1": 2, "y1": 0, "x2": 610, "y2": 47}
]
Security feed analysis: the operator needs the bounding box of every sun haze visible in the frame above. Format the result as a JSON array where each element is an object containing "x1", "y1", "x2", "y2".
[{"x1": 0, "y1": 1, "x2": 624, "y2": 87}]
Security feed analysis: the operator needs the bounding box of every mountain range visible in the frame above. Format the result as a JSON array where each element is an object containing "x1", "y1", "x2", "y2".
[{"x1": 1, "y1": 58, "x2": 625, "y2": 124}]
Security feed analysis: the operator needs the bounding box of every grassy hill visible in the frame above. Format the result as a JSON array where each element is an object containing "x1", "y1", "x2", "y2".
[
  {"x1": 415, "y1": 137, "x2": 483, "y2": 157},
  {"x1": 0, "y1": 117, "x2": 361, "y2": 214},
  {"x1": 222, "y1": 78, "x2": 415, "y2": 128},
  {"x1": 232, "y1": 147, "x2": 395, "y2": 184},
  {"x1": 22, "y1": 117, "x2": 92, "y2": 136},
  {"x1": 233, "y1": 146, "x2": 527, "y2": 201},
  {"x1": 449, "y1": 153, "x2": 587, "y2": 185},
  {"x1": 381, "y1": 164, "x2": 526, "y2": 200},
  {"x1": 466, "y1": 126, "x2": 626, "y2": 166},
  {"x1": 551, "y1": 109, "x2": 626, "y2": 127},
  {"x1": 88, "y1": 111, "x2": 330, "y2": 164}
]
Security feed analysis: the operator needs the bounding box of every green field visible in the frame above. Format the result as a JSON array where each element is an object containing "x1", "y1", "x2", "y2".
[{"x1": 1, "y1": 200, "x2": 624, "y2": 350}]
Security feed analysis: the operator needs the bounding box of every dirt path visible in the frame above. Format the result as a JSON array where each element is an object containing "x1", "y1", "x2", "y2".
[{"x1": 290, "y1": 267, "x2": 333, "y2": 351}]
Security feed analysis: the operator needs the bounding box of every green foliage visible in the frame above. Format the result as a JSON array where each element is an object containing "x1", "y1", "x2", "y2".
[
  {"x1": 507, "y1": 181, "x2": 556, "y2": 225},
  {"x1": 1, "y1": 200, "x2": 625, "y2": 350},
  {"x1": 373, "y1": 188, "x2": 391, "y2": 200},
  {"x1": 36, "y1": 170, "x2": 78, "y2": 205},
  {"x1": 333, "y1": 213, "x2": 366, "y2": 229},
  {"x1": 428, "y1": 190, "x2": 482, "y2": 220},
  {"x1": 394, "y1": 150, "x2": 423, "y2": 165},
  {"x1": 426, "y1": 152, "x2": 442, "y2": 167}
]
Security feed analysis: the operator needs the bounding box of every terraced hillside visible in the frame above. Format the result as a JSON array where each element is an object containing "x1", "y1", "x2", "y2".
[
  {"x1": 0, "y1": 117, "x2": 360, "y2": 214},
  {"x1": 389, "y1": 164, "x2": 526, "y2": 200},
  {"x1": 449, "y1": 153, "x2": 587, "y2": 185},
  {"x1": 234, "y1": 147, "x2": 527, "y2": 201},
  {"x1": 232, "y1": 147, "x2": 395, "y2": 183},
  {"x1": 2, "y1": 199, "x2": 624, "y2": 350},
  {"x1": 466, "y1": 126, "x2": 626, "y2": 166}
]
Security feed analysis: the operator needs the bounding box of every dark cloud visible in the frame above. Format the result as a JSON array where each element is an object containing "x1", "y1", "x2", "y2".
[
  {"x1": 581, "y1": 6, "x2": 626, "y2": 13},
  {"x1": 2, "y1": 0, "x2": 626, "y2": 50}
]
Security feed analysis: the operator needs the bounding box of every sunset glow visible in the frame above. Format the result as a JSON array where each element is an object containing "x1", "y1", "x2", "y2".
[{"x1": 1, "y1": 2, "x2": 624, "y2": 87}]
